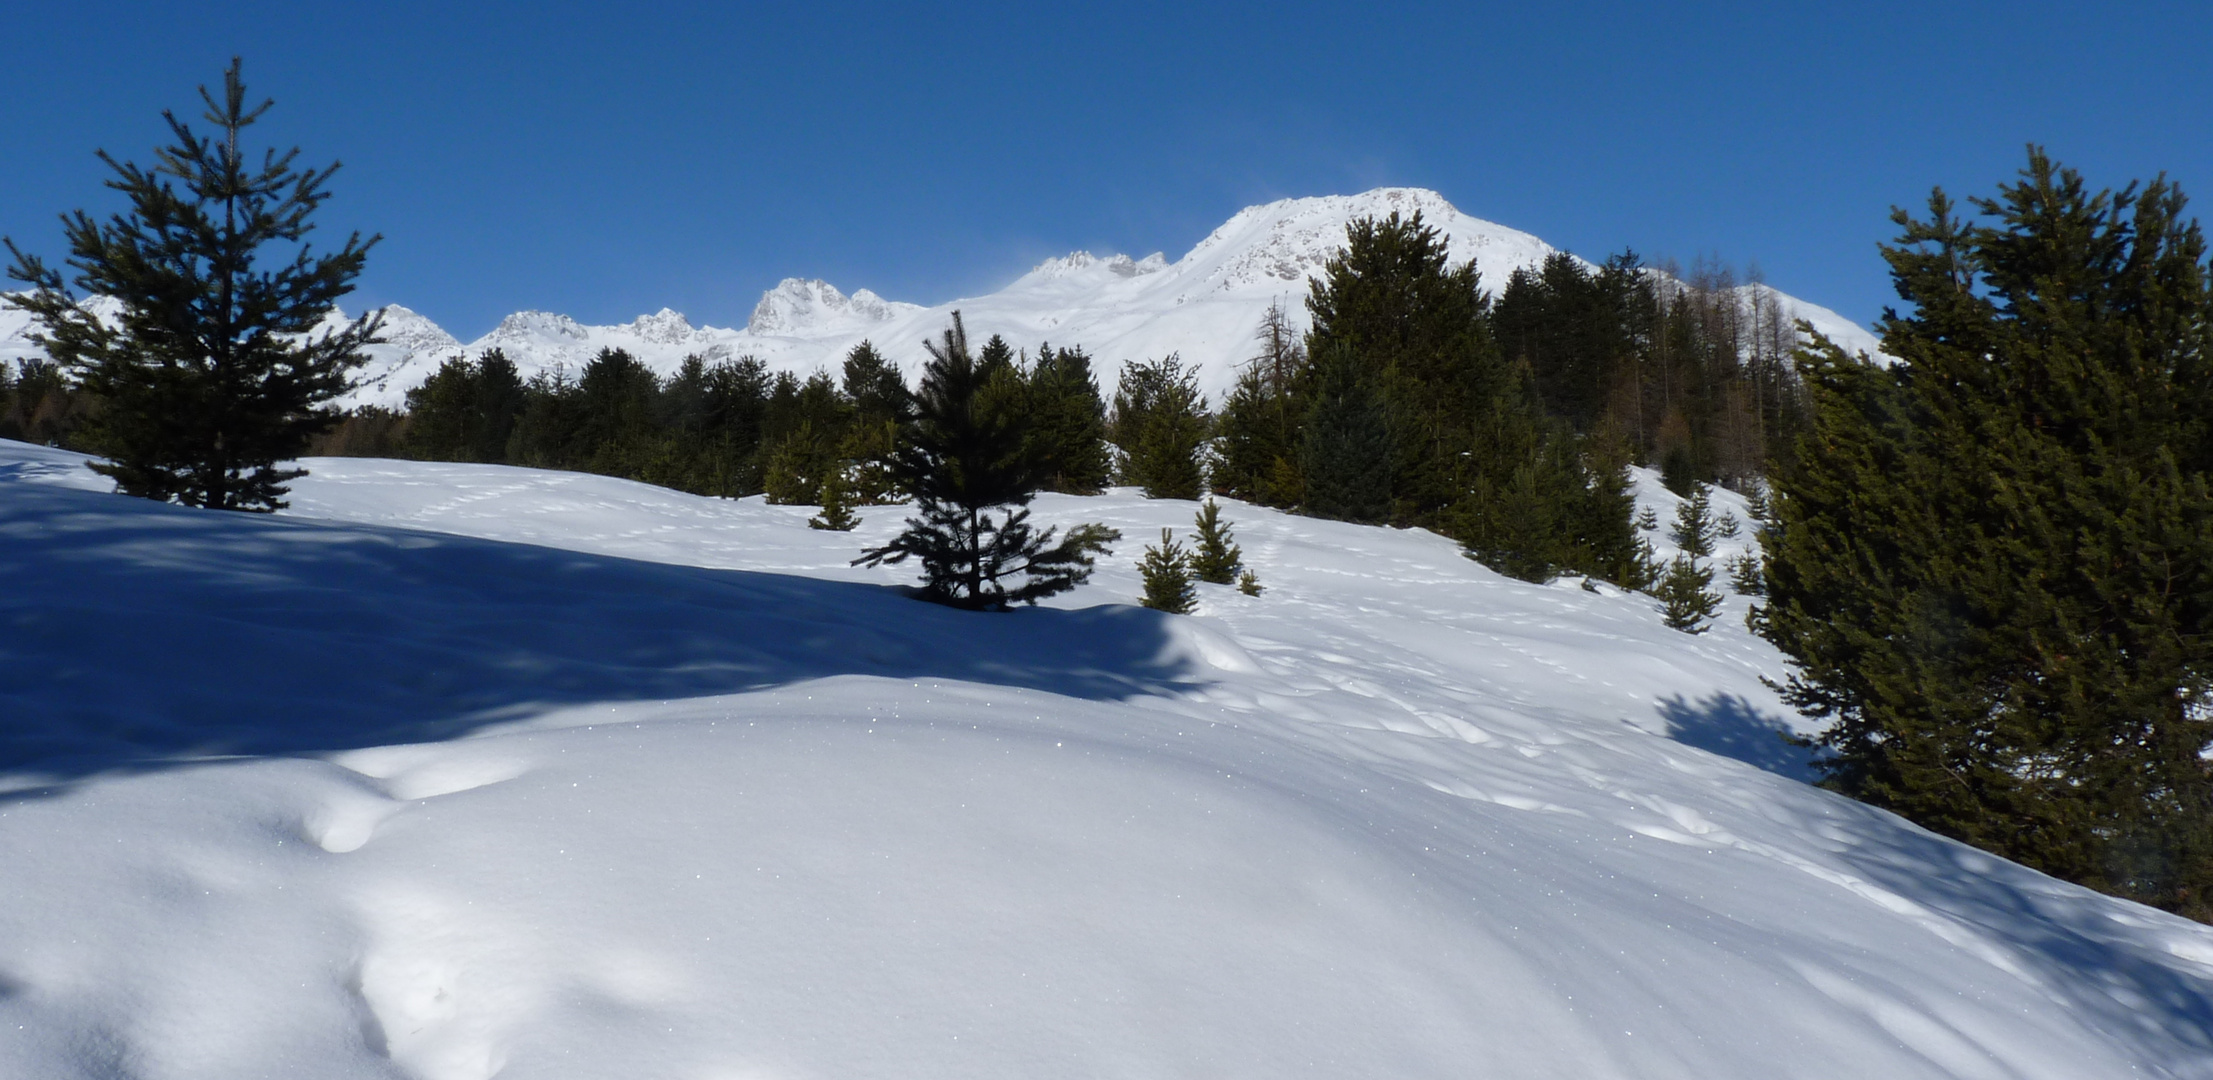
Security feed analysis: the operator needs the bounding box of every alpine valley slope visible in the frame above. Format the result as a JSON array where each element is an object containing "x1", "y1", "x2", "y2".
[
  {"x1": 0, "y1": 188, "x2": 1888, "y2": 408},
  {"x1": 2, "y1": 438, "x2": 2211, "y2": 1079}
]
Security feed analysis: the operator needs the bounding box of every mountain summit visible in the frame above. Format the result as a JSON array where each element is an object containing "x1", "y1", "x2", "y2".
[{"x1": 1, "y1": 188, "x2": 1883, "y2": 407}]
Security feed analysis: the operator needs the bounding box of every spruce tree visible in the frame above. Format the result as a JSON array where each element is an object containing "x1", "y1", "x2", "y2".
[
  {"x1": 809, "y1": 468, "x2": 860, "y2": 531},
  {"x1": 1236, "y1": 568, "x2": 1263, "y2": 597},
  {"x1": 1138, "y1": 529, "x2": 1198, "y2": 614},
  {"x1": 856, "y1": 313, "x2": 1119, "y2": 608},
  {"x1": 1025, "y1": 343, "x2": 1112, "y2": 494},
  {"x1": 1111, "y1": 354, "x2": 1209, "y2": 499},
  {"x1": 1299, "y1": 341, "x2": 1394, "y2": 522},
  {"x1": 1759, "y1": 150, "x2": 2213, "y2": 918},
  {"x1": 1190, "y1": 499, "x2": 1244, "y2": 584},
  {"x1": 4, "y1": 59, "x2": 380, "y2": 510},
  {"x1": 1670, "y1": 486, "x2": 1715, "y2": 558},
  {"x1": 1656, "y1": 556, "x2": 1722, "y2": 633}
]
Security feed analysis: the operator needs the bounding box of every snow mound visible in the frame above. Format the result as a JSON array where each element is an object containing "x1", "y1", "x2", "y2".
[{"x1": 1, "y1": 440, "x2": 2208, "y2": 1078}]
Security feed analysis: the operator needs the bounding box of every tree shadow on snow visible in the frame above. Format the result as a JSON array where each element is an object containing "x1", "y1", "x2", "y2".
[
  {"x1": 1655, "y1": 692, "x2": 1821, "y2": 782},
  {"x1": 0, "y1": 484, "x2": 1196, "y2": 791}
]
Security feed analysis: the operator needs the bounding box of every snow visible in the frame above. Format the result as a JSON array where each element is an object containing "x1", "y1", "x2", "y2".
[
  {"x1": 2, "y1": 188, "x2": 1890, "y2": 410},
  {"x1": 4, "y1": 440, "x2": 2210, "y2": 1079}
]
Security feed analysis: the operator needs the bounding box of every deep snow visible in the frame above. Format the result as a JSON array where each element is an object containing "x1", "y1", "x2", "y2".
[{"x1": 3, "y1": 440, "x2": 2211, "y2": 1079}]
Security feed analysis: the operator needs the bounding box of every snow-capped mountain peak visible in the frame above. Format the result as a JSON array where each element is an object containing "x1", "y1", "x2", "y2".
[
  {"x1": 2, "y1": 188, "x2": 1887, "y2": 407},
  {"x1": 746, "y1": 278, "x2": 919, "y2": 338}
]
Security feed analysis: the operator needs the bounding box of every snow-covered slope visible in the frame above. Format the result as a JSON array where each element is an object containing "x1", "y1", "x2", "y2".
[
  {"x1": 4, "y1": 188, "x2": 1888, "y2": 407},
  {"x1": 2, "y1": 440, "x2": 2208, "y2": 1079}
]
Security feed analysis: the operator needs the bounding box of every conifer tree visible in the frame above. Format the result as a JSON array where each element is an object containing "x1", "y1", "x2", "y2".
[
  {"x1": 856, "y1": 313, "x2": 1119, "y2": 608},
  {"x1": 1213, "y1": 302, "x2": 1311, "y2": 507},
  {"x1": 1236, "y1": 568, "x2": 1263, "y2": 596},
  {"x1": 4, "y1": 59, "x2": 381, "y2": 510},
  {"x1": 1670, "y1": 486, "x2": 1715, "y2": 558},
  {"x1": 1025, "y1": 343, "x2": 1112, "y2": 494},
  {"x1": 1190, "y1": 499, "x2": 1244, "y2": 584},
  {"x1": 1656, "y1": 556, "x2": 1722, "y2": 633},
  {"x1": 1111, "y1": 354, "x2": 1209, "y2": 499},
  {"x1": 809, "y1": 467, "x2": 860, "y2": 531},
  {"x1": 1299, "y1": 341, "x2": 1394, "y2": 522},
  {"x1": 1759, "y1": 150, "x2": 2213, "y2": 917},
  {"x1": 1138, "y1": 529, "x2": 1198, "y2": 614}
]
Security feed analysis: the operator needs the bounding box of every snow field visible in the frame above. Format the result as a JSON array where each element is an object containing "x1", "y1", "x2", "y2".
[{"x1": 2, "y1": 440, "x2": 2211, "y2": 1079}]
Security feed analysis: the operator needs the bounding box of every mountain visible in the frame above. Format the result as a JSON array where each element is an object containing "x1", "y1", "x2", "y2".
[{"x1": 1, "y1": 188, "x2": 1888, "y2": 408}]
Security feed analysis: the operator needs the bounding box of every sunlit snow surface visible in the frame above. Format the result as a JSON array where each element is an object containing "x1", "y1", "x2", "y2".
[{"x1": 4, "y1": 440, "x2": 2211, "y2": 1079}]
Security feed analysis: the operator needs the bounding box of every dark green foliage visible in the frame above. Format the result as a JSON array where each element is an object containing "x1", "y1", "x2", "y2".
[
  {"x1": 809, "y1": 468, "x2": 859, "y2": 531},
  {"x1": 1298, "y1": 341, "x2": 1394, "y2": 523},
  {"x1": 1725, "y1": 551, "x2": 1764, "y2": 596},
  {"x1": 1236, "y1": 568, "x2": 1263, "y2": 596},
  {"x1": 1294, "y1": 211, "x2": 1642, "y2": 584},
  {"x1": 1758, "y1": 150, "x2": 2213, "y2": 919},
  {"x1": 3, "y1": 59, "x2": 379, "y2": 510},
  {"x1": 404, "y1": 349, "x2": 524, "y2": 462},
  {"x1": 1138, "y1": 529, "x2": 1198, "y2": 614},
  {"x1": 1024, "y1": 343, "x2": 1112, "y2": 494},
  {"x1": 1305, "y1": 210, "x2": 1503, "y2": 523},
  {"x1": 840, "y1": 340, "x2": 911, "y2": 502},
  {"x1": 1656, "y1": 556, "x2": 1722, "y2": 633},
  {"x1": 1670, "y1": 486, "x2": 1715, "y2": 558},
  {"x1": 1190, "y1": 499, "x2": 1243, "y2": 584},
  {"x1": 0, "y1": 358, "x2": 99, "y2": 448},
  {"x1": 1212, "y1": 302, "x2": 1311, "y2": 508},
  {"x1": 856, "y1": 313, "x2": 1119, "y2": 609},
  {"x1": 1495, "y1": 249, "x2": 1807, "y2": 490},
  {"x1": 1111, "y1": 354, "x2": 1209, "y2": 499}
]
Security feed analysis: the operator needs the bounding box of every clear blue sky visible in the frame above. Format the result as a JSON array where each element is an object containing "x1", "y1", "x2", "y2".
[{"x1": 7, "y1": 1, "x2": 2209, "y2": 338}]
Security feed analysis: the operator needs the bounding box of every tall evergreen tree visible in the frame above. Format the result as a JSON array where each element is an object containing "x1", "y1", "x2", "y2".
[
  {"x1": 857, "y1": 313, "x2": 1118, "y2": 608},
  {"x1": 1213, "y1": 302, "x2": 1312, "y2": 508},
  {"x1": 1759, "y1": 150, "x2": 2213, "y2": 918},
  {"x1": 4, "y1": 59, "x2": 380, "y2": 510},
  {"x1": 1299, "y1": 341, "x2": 1394, "y2": 523},
  {"x1": 1024, "y1": 343, "x2": 1112, "y2": 494},
  {"x1": 1111, "y1": 354, "x2": 1209, "y2": 499}
]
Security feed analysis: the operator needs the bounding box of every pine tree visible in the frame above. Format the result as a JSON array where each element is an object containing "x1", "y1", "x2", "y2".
[
  {"x1": 1025, "y1": 343, "x2": 1112, "y2": 494},
  {"x1": 1656, "y1": 556, "x2": 1721, "y2": 633},
  {"x1": 1138, "y1": 529, "x2": 1198, "y2": 614},
  {"x1": 809, "y1": 467, "x2": 860, "y2": 531},
  {"x1": 3, "y1": 59, "x2": 380, "y2": 510},
  {"x1": 1236, "y1": 568, "x2": 1263, "y2": 596},
  {"x1": 1298, "y1": 341, "x2": 1394, "y2": 522},
  {"x1": 1190, "y1": 499, "x2": 1244, "y2": 584},
  {"x1": 1759, "y1": 150, "x2": 2213, "y2": 918},
  {"x1": 856, "y1": 313, "x2": 1119, "y2": 609},
  {"x1": 1670, "y1": 486, "x2": 1715, "y2": 558},
  {"x1": 1212, "y1": 301, "x2": 1310, "y2": 507},
  {"x1": 1111, "y1": 354, "x2": 1209, "y2": 499},
  {"x1": 1725, "y1": 551, "x2": 1764, "y2": 596}
]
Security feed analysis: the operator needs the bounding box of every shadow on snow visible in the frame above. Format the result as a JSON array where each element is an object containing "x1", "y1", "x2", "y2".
[
  {"x1": 0, "y1": 483, "x2": 1192, "y2": 789},
  {"x1": 1657, "y1": 692, "x2": 1821, "y2": 782}
]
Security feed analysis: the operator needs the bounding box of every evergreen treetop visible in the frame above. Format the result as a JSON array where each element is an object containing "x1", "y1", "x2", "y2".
[
  {"x1": 1759, "y1": 148, "x2": 2213, "y2": 918},
  {"x1": 4, "y1": 58, "x2": 381, "y2": 510}
]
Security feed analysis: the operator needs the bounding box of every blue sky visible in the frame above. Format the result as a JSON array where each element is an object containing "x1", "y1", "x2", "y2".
[{"x1": 6, "y1": 1, "x2": 2209, "y2": 338}]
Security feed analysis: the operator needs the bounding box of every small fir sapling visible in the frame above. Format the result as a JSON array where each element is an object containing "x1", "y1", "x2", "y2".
[
  {"x1": 1190, "y1": 499, "x2": 1244, "y2": 584},
  {"x1": 1669, "y1": 486, "x2": 1715, "y2": 559},
  {"x1": 809, "y1": 468, "x2": 860, "y2": 531},
  {"x1": 1139, "y1": 529, "x2": 1198, "y2": 614},
  {"x1": 1716, "y1": 511, "x2": 1742, "y2": 540},
  {"x1": 1656, "y1": 555, "x2": 1723, "y2": 633},
  {"x1": 1636, "y1": 506, "x2": 1659, "y2": 532},
  {"x1": 1725, "y1": 551, "x2": 1765, "y2": 596},
  {"x1": 1237, "y1": 568, "x2": 1263, "y2": 596}
]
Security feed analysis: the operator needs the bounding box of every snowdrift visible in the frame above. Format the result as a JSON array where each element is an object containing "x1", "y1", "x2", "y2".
[{"x1": 2, "y1": 440, "x2": 2210, "y2": 1079}]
